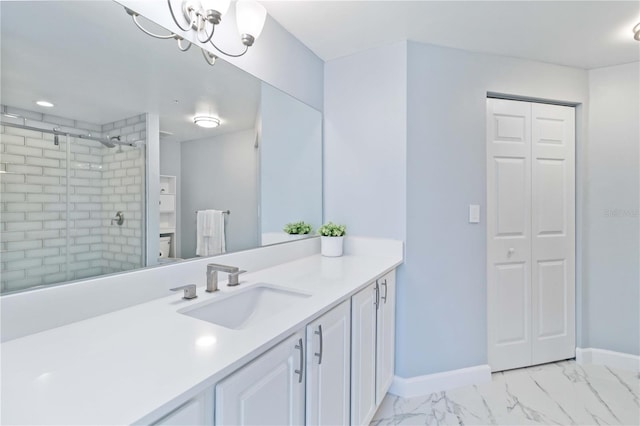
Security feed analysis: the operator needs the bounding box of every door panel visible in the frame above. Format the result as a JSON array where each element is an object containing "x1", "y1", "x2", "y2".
[
  {"x1": 495, "y1": 114, "x2": 527, "y2": 143},
  {"x1": 536, "y1": 117, "x2": 565, "y2": 145},
  {"x1": 489, "y1": 261, "x2": 531, "y2": 370},
  {"x1": 531, "y1": 103, "x2": 575, "y2": 365},
  {"x1": 494, "y1": 263, "x2": 528, "y2": 345},
  {"x1": 487, "y1": 98, "x2": 532, "y2": 371},
  {"x1": 537, "y1": 260, "x2": 567, "y2": 338},
  {"x1": 535, "y1": 159, "x2": 566, "y2": 235},
  {"x1": 495, "y1": 158, "x2": 528, "y2": 236}
]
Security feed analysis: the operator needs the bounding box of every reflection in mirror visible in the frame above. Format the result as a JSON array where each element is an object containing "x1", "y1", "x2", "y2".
[{"x1": 0, "y1": 1, "x2": 322, "y2": 294}]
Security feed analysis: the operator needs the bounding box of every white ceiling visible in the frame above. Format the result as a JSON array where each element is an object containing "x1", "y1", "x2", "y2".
[
  {"x1": 261, "y1": 1, "x2": 640, "y2": 69},
  {"x1": 1, "y1": 1, "x2": 261, "y2": 144}
]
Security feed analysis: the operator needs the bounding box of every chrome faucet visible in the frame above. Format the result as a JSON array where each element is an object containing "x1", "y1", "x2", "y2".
[{"x1": 206, "y1": 263, "x2": 247, "y2": 292}]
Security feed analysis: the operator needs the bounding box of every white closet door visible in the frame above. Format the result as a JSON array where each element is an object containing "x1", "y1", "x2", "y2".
[
  {"x1": 531, "y1": 103, "x2": 575, "y2": 365},
  {"x1": 487, "y1": 99, "x2": 575, "y2": 372},
  {"x1": 486, "y1": 98, "x2": 533, "y2": 371}
]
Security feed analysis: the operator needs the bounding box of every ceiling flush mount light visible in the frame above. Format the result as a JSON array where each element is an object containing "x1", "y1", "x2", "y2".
[
  {"x1": 634, "y1": 23, "x2": 640, "y2": 41},
  {"x1": 36, "y1": 100, "x2": 54, "y2": 108},
  {"x1": 194, "y1": 116, "x2": 221, "y2": 128},
  {"x1": 124, "y1": 0, "x2": 267, "y2": 67}
]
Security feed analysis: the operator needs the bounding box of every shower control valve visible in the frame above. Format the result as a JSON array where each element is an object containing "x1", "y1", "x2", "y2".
[{"x1": 111, "y1": 211, "x2": 125, "y2": 226}]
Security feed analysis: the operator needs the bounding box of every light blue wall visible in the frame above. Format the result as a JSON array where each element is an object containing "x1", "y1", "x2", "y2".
[
  {"x1": 324, "y1": 42, "x2": 407, "y2": 240},
  {"x1": 585, "y1": 62, "x2": 640, "y2": 356},
  {"x1": 260, "y1": 83, "x2": 323, "y2": 235}
]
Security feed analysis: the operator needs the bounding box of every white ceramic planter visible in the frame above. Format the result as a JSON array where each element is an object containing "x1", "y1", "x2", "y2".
[
  {"x1": 321, "y1": 236, "x2": 344, "y2": 257},
  {"x1": 286, "y1": 234, "x2": 309, "y2": 241}
]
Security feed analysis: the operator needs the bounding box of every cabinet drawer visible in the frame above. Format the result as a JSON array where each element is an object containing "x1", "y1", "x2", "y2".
[{"x1": 159, "y1": 194, "x2": 175, "y2": 212}]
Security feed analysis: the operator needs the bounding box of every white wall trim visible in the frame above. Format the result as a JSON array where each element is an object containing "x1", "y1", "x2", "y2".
[
  {"x1": 389, "y1": 365, "x2": 492, "y2": 398},
  {"x1": 576, "y1": 348, "x2": 640, "y2": 372}
]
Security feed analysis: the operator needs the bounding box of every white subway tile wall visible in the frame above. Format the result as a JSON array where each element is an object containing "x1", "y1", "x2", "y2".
[{"x1": 0, "y1": 106, "x2": 146, "y2": 292}]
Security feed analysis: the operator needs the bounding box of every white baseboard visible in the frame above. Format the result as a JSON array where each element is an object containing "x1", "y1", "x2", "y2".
[
  {"x1": 389, "y1": 365, "x2": 492, "y2": 398},
  {"x1": 576, "y1": 347, "x2": 640, "y2": 372}
]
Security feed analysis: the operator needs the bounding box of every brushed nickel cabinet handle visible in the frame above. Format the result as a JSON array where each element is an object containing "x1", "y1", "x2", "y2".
[
  {"x1": 294, "y1": 338, "x2": 304, "y2": 383},
  {"x1": 381, "y1": 279, "x2": 388, "y2": 303},
  {"x1": 314, "y1": 325, "x2": 323, "y2": 365}
]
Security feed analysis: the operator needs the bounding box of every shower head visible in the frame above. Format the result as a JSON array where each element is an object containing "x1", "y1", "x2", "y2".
[{"x1": 102, "y1": 136, "x2": 118, "y2": 148}]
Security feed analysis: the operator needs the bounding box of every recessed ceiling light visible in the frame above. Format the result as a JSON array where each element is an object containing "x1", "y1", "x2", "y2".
[
  {"x1": 193, "y1": 116, "x2": 220, "y2": 128},
  {"x1": 36, "y1": 100, "x2": 54, "y2": 108},
  {"x1": 634, "y1": 23, "x2": 640, "y2": 41}
]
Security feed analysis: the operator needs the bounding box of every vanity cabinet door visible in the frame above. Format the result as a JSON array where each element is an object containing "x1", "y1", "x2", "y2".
[
  {"x1": 351, "y1": 281, "x2": 378, "y2": 426},
  {"x1": 215, "y1": 332, "x2": 305, "y2": 426},
  {"x1": 376, "y1": 271, "x2": 396, "y2": 405},
  {"x1": 306, "y1": 300, "x2": 351, "y2": 426}
]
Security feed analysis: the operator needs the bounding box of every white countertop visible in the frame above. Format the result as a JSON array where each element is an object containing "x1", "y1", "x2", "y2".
[{"x1": 1, "y1": 252, "x2": 402, "y2": 425}]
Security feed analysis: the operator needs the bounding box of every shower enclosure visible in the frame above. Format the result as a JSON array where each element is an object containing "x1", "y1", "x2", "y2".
[{"x1": 0, "y1": 105, "x2": 147, "y2": 293}]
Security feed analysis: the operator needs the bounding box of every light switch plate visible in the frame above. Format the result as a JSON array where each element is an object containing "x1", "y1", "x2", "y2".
[{"x1": 469, "y1": 204, "x2": 480, "y2": 223}]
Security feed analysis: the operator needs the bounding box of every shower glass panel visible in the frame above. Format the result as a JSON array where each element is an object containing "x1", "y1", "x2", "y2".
[{"x1": 0, "y1": 107, "x2": 146, "y2": 293}]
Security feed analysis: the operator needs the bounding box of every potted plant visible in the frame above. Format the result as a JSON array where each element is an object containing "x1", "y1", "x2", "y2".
[
  {"x1": 318, "y1": 222, "x2": 346, "y2": 257},
  {"x1": 283, "y1": 221, "x2": 313, "y2": 240}
]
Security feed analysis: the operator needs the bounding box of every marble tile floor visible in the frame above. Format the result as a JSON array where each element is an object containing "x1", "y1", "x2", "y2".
[{"x1": 372, "y1": 360, "x2": 639, "y2": 425}]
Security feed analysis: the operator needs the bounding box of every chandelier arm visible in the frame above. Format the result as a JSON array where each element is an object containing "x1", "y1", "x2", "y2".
[
  {"x1": 209, "y1": 40, "x2": 250, "y2": 58},
  {"x1": 177, "y1": 38, "x2": 193, "y2": 52},
  {"x1": 167, "y1": 0, "x2": 195, "y2": 32},
  {"x1": 196, "y1": 19, "x2": 216, "y2": 44},
  {"x1": 197, "y1": 20, "x2": 217, "y2": 44},
  {"x1": 131, "y1": 14, "x2": 177, "y2": 39},
  {"x1": 201, "y1": 48, "x2": 217, "y2": 66}
]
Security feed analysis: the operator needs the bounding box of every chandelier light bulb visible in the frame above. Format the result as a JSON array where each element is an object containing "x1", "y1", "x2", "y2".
[
  {"x1": 236, "y1": 0, "x2": 267, "y2": 46},
  {"x1": 201, "y1": 0, "x2": 231, "y2": 16}
]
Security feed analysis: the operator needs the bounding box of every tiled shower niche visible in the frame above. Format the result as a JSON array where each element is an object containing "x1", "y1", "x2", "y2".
[{"x1": 0, "y1": 106, "x2": 147, "y2": 293}]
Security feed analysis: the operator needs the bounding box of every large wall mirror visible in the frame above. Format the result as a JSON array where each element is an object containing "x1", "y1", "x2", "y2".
[{"x1": 0, "y1": 1, "x2": 322, "y2": 294}]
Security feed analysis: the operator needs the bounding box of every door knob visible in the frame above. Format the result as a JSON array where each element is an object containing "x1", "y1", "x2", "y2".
[{"x1": 508, "y1": 248, "x2": 515, "y2": 257}]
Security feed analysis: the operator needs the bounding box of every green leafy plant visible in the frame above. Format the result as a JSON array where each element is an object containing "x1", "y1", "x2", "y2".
[
  {"x1": 283, "y1": 221, "x2": 313, "y2": 235},
  {"x1": 318, "y1": 222, "x2": 346, "y2": 237}
]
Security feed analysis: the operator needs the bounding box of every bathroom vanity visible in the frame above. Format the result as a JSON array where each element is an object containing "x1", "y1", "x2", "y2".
[{"x1": 0, "y1": 237, "x2": 402, "y2": 425}]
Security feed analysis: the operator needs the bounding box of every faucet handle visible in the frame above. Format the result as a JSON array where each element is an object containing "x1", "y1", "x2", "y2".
[
  {"x1": 227, "y1": 270, "x2": 247, "y2": 287},
  {"x1": 170, "y1": 284, "x2": 198, "y2": 300}
]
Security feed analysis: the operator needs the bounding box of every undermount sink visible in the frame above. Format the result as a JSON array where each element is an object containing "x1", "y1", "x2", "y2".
[{"x1": 178, "y1": 283, "x2": 311, "y2": 330}]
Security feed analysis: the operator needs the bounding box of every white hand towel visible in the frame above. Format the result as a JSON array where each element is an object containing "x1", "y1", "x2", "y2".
[
  {"x1": 196, "y1": 210, "x2": 207, "y2": 256},
  {"x1": 202, "y1": 210, "x2": 215, "y2": 237},
  {"x1": 196, "y1": 210, "x2": 225, "y2": 256}
]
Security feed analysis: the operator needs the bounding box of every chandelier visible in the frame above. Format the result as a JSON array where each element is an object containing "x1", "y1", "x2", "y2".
[{"x1": 125, "y1": 0, "x2": 267, "y2": 66}]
